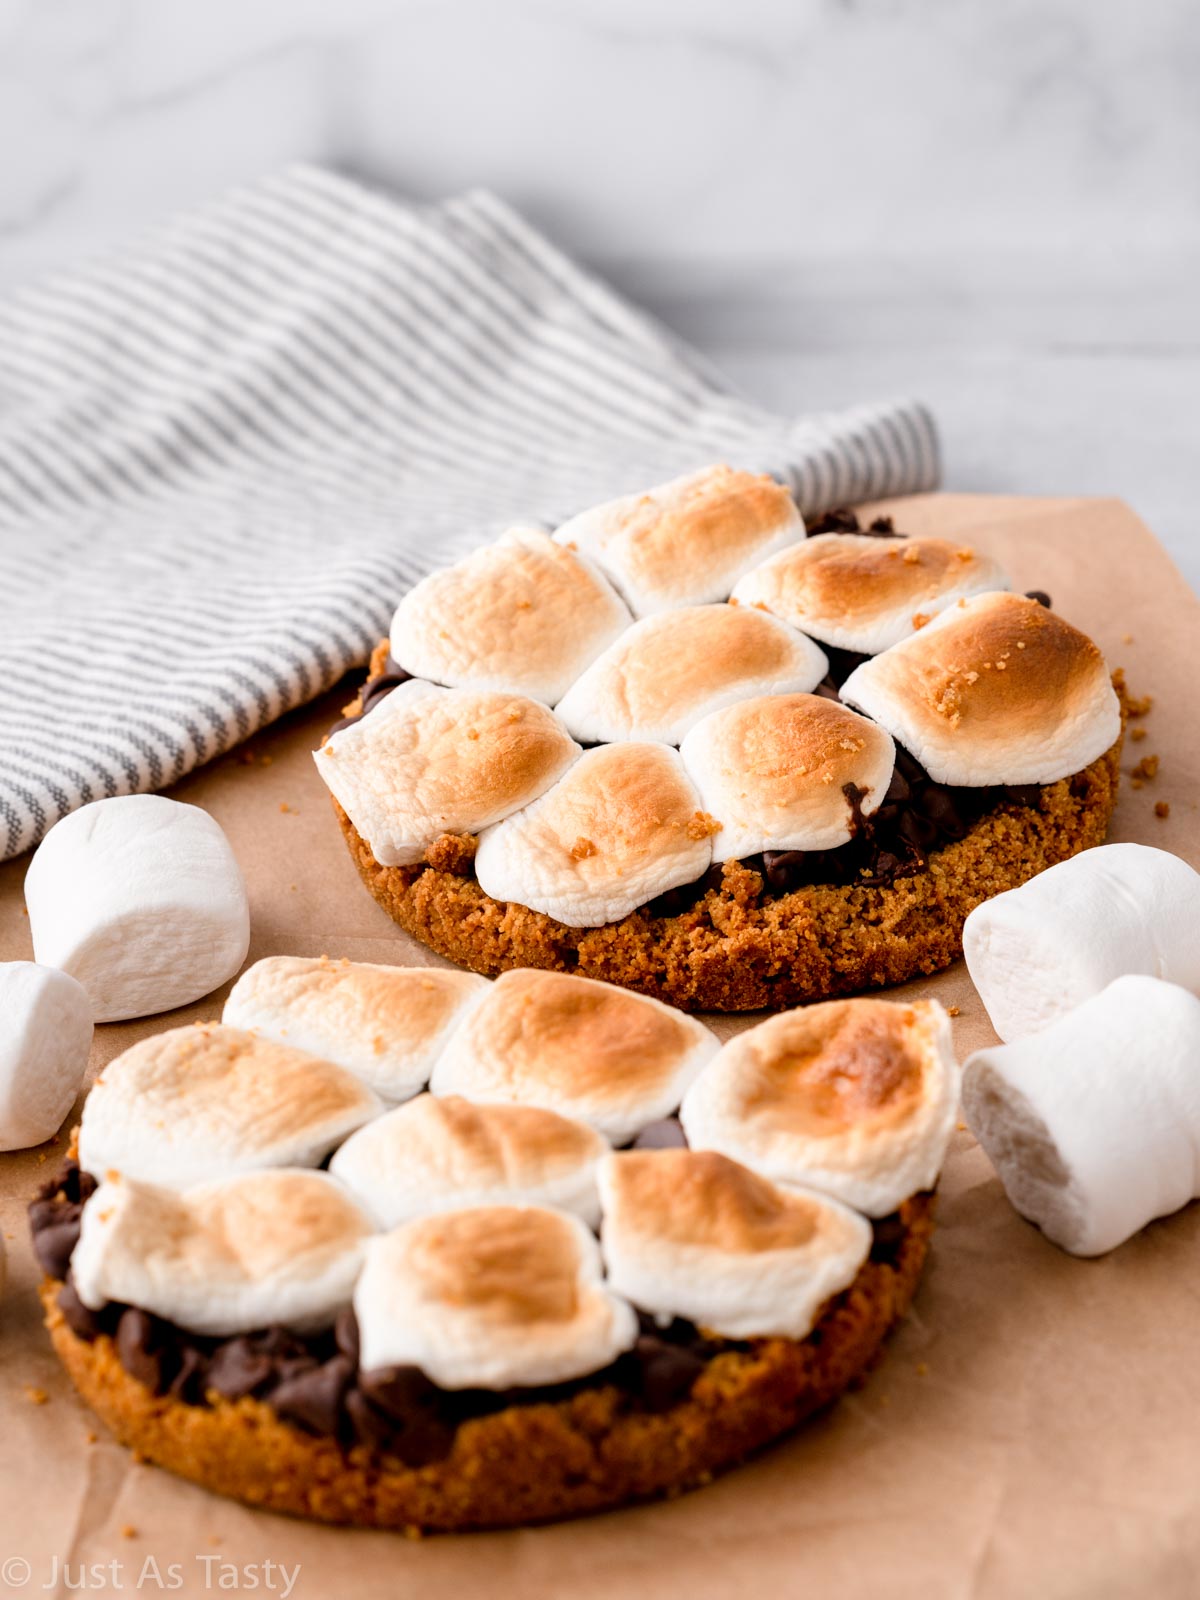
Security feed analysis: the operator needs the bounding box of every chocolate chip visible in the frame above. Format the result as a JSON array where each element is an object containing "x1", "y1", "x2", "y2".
[
  {"x1": 358, "y1": 1364, "x2": 443, "y2": 1421},
  {"x1": 630, "y1": 1117, "x2": 688, "y2": 1151},
  {"x1": 57, "y1": 1279, "x2": 108, "y2": 1342},
  {"x1": 167, "y1": 1346, "x2": 210, "y2": 1404},
  {"x1": 1025, "y1": 590, "x2": 1052, "y2": 609},
  {"x1": 270, "y1": 1354, "x2": 355, "y2": 1437},
  {"x1": 634, "y1": 1337, "x2": 707, "y2": 1413},
  {"x1": 343, "y1": 1389, "x2": 399, "y2": 1451},
  {"x1": 334, "y1": 1307, "x2": 360, "y2": 1364},
  {"x1": 116, "y1": 1308, "x2": 167, "y2": 1395},
  {"x1": 806, "y1": 508, "x2": 862, "y2": 535},
  {"x1": 31, "y1": 1215, "x2": 83, "y2": 1282},
  {"x1": 205, "y1": 1338, "x2": 278, "y2": 1400},
  {"x1": 1003, "y1": 784, "x2": 1043, "y2": 809},
  {"x1": 762, "y1": 849, "x2": 807, "y2": 892},
  {"x1": 869, "y1": 1211, "x2": 908, "y2": 1266}
]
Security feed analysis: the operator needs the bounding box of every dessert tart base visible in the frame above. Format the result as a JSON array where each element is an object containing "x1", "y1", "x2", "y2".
[
  {"x1": 42, "y1": 1195, "x2": 933, "y2": 1533},
  {"x1": 335, "y1": 736, "x2": 1121, "y2": 1013}
]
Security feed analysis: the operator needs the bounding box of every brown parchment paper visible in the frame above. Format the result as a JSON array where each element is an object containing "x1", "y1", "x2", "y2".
[{"x1": 1, "y1": 494, "x2": 1197, "y2": 1600}]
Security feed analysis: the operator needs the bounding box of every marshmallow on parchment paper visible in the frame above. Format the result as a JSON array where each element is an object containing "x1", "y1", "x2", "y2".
[
  {"x1": 964, "y1": 843, "x2": 1200, "y2": 1041},
  {"x1": 962, "y1": 975, "x2": 1200, "y2": 1257},
  {"x1": 0, "y1": 962, "x2": 93, "y2": 1150},
  {"x1": 24, "y1": 795, "x2": 250, "y2": 1023}
]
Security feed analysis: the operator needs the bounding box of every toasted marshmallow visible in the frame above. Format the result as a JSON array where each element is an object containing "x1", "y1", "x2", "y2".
[
  {"x1": 223, "y1": 956, "x2": 489, "y2": 1103},
  {"x1": 679, "y1": 693, "x2": 895, "y2": 862},
  {"x1": 474, "y1": 742, "x2": 715, "y2": 926},
  {"x1": 390, "y1": 527, "x2": 632, "y2": 704},
  {"x1": 963, "y1": 976, "x2": 1200, "y2": 1257},
  {"x1": 555, "y1": 604, "x2": 828, "y2": 746},
  {"x1": 598, "y1": 1150, "x2": 871, "y2": 1339},
  {"x1": 732, "y1": 533, "x2": 1010, "y2": 655},
  {"x1": 840, "y1": 592, "x2": 1120, "y2": 787},
  {"x1": 430, "y1": 968, "x2": 719, "y2": 1145},
  {"x1": 23, "y1": 795, "x2": 249, "y2": 1023},
  {"x1": 554, "y1": 465, "x2": 804, "y2": 616},
  {"x1": 71, "y1": 1169, "x2": 373, "y2": 1335},
  {"x1": 680, "y1": 999, "x2": 959, "y2": 1216},
  {"x1": 964, "y1": 844, "x2": 1200, "y2": 1042},
  {"x1": 78, "y1": 1024, "x2": 381, "y2": 1188},
  {"x1": 314, "y1": 680, "x2": 579, "y2": 867},
  {"x1": 330, "y1": 1095, "x2": 608, "y2": 1229},
  {"x1": 354, "y1": 1204, "x2": 637, "y2": 1388},
  {"x1": 0, "y1": 963, "x2": 93, "y2": 1151}
]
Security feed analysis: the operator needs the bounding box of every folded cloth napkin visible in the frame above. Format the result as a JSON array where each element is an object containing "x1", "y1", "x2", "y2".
[{"x1": 0, "y1": 165, "x2": 938, "y2": 861}]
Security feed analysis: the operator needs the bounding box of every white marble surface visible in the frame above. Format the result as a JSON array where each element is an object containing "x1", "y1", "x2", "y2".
[{"x1": 1, "y1": 0, "x2": 1197, "y2": 588}]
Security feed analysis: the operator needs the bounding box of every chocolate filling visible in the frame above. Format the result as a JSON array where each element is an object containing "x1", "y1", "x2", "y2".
[
  {"x1": 327, "y1": 509, "x2": 1059, "y2": 897},
  {"x1": 31, "y1": 1159, "x2": 916, "y2": 1465}
]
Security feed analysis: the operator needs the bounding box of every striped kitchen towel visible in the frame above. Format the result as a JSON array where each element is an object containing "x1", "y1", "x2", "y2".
[{"x1": 0, "y1": 165, "x2": 939, "y2": 861}]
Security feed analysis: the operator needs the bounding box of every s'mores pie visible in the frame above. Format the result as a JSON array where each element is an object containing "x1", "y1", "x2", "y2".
[
  {"x1": 732, "y1": 533, "x2": 1009, "y2": 655},
  {"x1": 474, "y1": 741, "x2": 716, "y2": 927},
  {"x1": 679, "y1": 693, "x2": 896, "y2": 861},
  {"x1": 430, "y1": 968, "x2": 719, "y2": 1143},
  {"x1": 315, "y1": 680, "x2": 579, "y2": 867},
  {"x1": 78, "y1": 1024, "x2": 381, "y2": 1187},
  {"x1": 37, "y1": 971, "x2": 941, "y2": 1530},
  {"x1": 555, "y1": 604, "x2": 828, "y2": 745},
  {"x1": 326, "y1": 481, "x2": 1125, "y2": 1012},
  {"x1": 680, "y1": 999, "x2": 959, "y2": 1216},
  {"x1": 554, "y1": 465, "x2": 803, "y2": 615},
  {"x1": 389, "y1": 527, "x2": 631, "y2": 704},
  {"x1": 840, "y1": 591, "x2": 1121, "y2": 787},
  {"x1": 599, "y1": 1149, "x2": 872, "y2": 1339},
  {"x1": 355, "y1": 1206, "x2": 637, "y2": 1388},
  {"x1": 330, "y1": 1095, "x2": 608, "y2": 1228},
  {"x1": 223, "y1": 956, "x2": 489, "y2": 1102},
  {"x1": 71, "y1": 1170, "x2": 373, "y2": 1336}
]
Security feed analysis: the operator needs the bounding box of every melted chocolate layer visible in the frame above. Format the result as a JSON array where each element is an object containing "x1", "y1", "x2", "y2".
[{"x1": 31, "y1": 1161, "x2": 914, "y2": 1464}]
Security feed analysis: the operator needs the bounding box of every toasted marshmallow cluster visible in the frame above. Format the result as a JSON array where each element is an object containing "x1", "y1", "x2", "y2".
[
  {"x1": 72, "y1": 1169, "x2": 373, "y2": 1336},
  {"x1": 681, "y1": 999, "x2": 959, "y2": 1216},
  {"x1": 330, "y1": 1095, "x2": 608, "y2": 1229},
  {"x1": 963, "y1": 844, "x2": 1200, "y2": 1042},
  {"x1": 963, "y1": 976, "x2": 1200, "y2": 1256},
  {"x1": 732, "y1": 533, "x2": 1010, "y2": 655},
  {"x1": 77, "y1": 1024, "x2": 381, "y2": 1188},
  {"x1": 554, "y1": 466, "x2": 804, "y2": 615},
  {"x1": 599, "y1": 1150, "x2": 872, "y2": 1340},
  {"x1": 223, "y1": 956, "x2": 489, "y2": 1102},
  {"x1": 840, "y1": 592, "x2": 1121, "y2": 787},
  {"x1": 390, "y1": 527, "x2": 632, "y2": 704},
  {"x1": 354, "y1": 1205, "x2": 638, "y2": 1388},
  {"x1": 474, "y1": 742, "x2": 716, "y2": 926},
  {"x1": 0, "y1": 962, "x2": 92, "y2": 1151},
  {"x1": 315, "y1": 680, "x2": 579, "y2": 866},
  {"x1": 25, "y1": 795, "x2": 249, "y2": 1023},
  {"x1": 430, "y1": 968, "x2": 719, "y2": 1144},
  {"x1": 679, "y1": 693, "x2": 896, "y2": 861},
  {"x1": 556, "y1": 604, "x2": 828, "y2": 745}
]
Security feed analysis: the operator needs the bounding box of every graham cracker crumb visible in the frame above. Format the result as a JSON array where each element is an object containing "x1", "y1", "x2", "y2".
[
  {"x1": 1131, "y1": 755, "x2": 1159, "y2": 782},
  {"x1": 25, "y1": 1386, "x2": 49, "y2": 1405},
  {"x1": 1155, "y1": 801, "x2": 1171, "y2": 819},
  {"x1": 1126, "y1": 693, "x2": 1153, "y2": 718},
  {"x1": 687, "y1": 811, "x2": 723, "y2": 841},
  {"x1": 911, "y1": 612, "x2": 931, "y2": 629},
  {"x1": 1130, "y1": 726, "x2": 1147, "y2": 742},
  {"x1": 120, "y1": 1525, "x2": 137, "y2": 1540},
  {"x1": 946, "y1": 1005, "x2": 960, "y2": 1017},
  {"x1": 570, "y1": 837, "x2": 598, "y2": 861}
]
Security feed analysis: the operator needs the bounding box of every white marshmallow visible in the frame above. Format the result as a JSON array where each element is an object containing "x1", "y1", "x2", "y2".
[
  {"x1": 554, "y1": 465, "x2": 804, "y2": 616},
  {"x1": 962, "y1": 976, "x2": 1200, "y2": 1257},
  {"x1": 555, "y1": 604, "x2": 828, "y2": 745},
  {"x1": 0, "y1": 963, "x2": 93, "y2": 1151},
  {"x1": 71, "y1": 1169, "x2": 373, "y2": 1335},
  {"x1": 24, "y1": 796, "x2": 250, "y2": 1023},
  {"x1": 389, "y1": 526, "x2": 632, "y2": 704},
  {"x1": 598, "y1": 1150, "x2": 872, "y2": 1340},
  {"x1": 314, "y1": 679, "x2": 579, "y2": 867},
  {"x1": 680, "y1": 998, "x2": 960, "y2": 1217},
  {"x1": 429, "y1": 967, "x2": 720, "y2": 1144},
  {"x1": 964, "y1": 844, "x2": 1200, "y2": 1042},
  {"x1": 474, "y1": 742, "x2": 715, "y2": 927},
  {"x1": 354, "y1": 1205, "x2": 638, "y2": 1388},
  {"x1": 223, "y1": 956, "x2": 490, "y2": 1102},
  {"x1": 78, "y1": 1023, "x2": 382, "y2": 1188},
  {"x1": 330, "y1": 1094, "x2": 608, "y2": 1229}
]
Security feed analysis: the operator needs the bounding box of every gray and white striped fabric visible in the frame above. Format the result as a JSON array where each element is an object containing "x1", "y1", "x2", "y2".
[{"x1": 0, "y1": 164, "x2": 939, "y2": 861}]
